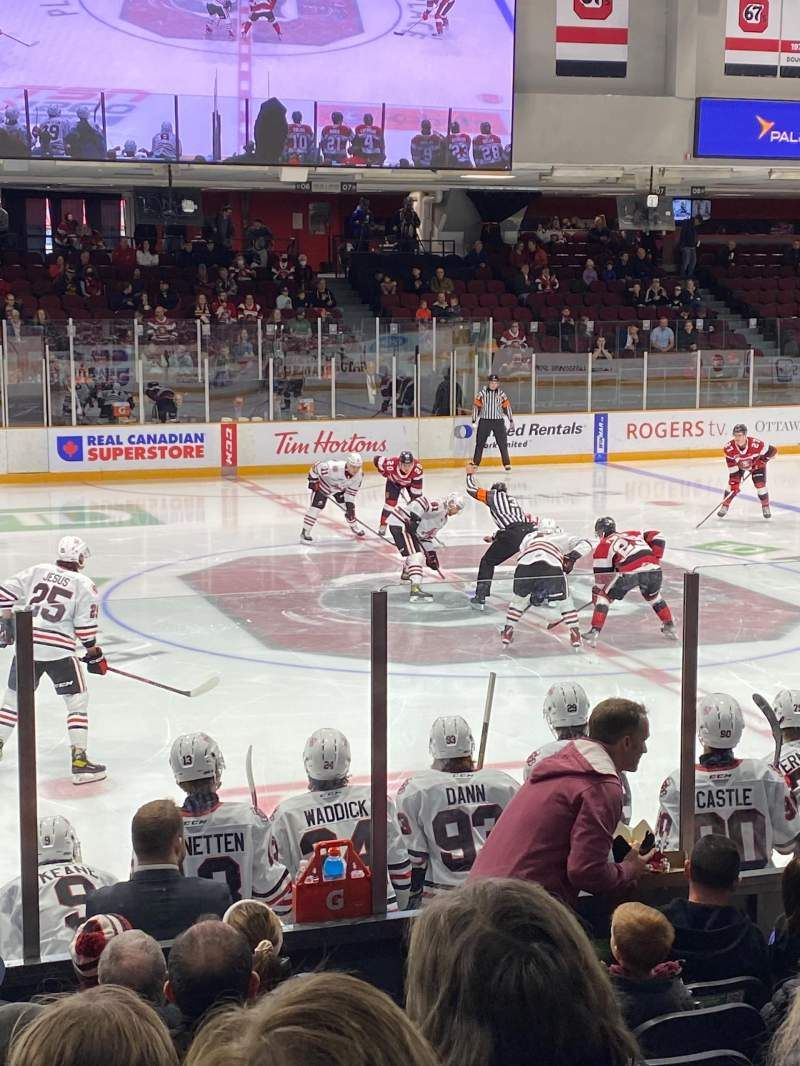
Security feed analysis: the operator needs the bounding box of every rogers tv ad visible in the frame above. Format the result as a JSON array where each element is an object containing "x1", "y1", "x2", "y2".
[{"x1": 0, "y1": 0, "x2": 516, "y2": 170}]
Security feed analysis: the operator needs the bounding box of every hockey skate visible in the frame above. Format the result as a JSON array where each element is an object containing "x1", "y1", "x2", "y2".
[
  {"x1": 582, "y1": 627, "x2": 600, "y2": 647},
  {"x1": 469, "y1": 595, "x2": 485, "y2": 612},
  {"x1": 661, "y1": 621, "x2": 679, "y2": 641},
  {"x1": 400, "y1": 567, "x2": 411, "y2": 582},
  {"x1": 501, "y1": 625, "x2": 514, "y2": 646},
  {"x1": 717, "y1": 501, "x2": 730, "y2": 518},
  {"x1": 300, "y1": 528, "x2": 313, "y2": 543},
  {"x1": 763, "y1": 505, "x2": 772, "y2": 519},
  {"x1": 504, "y1": 465, "x2": 512, "y2": 472},
  {"x1": 350, "y1": 522, "x2": 366, "y2": 538},
  {"x1": 72, "y1": 748, "x2": 107, "y2": 786},
  {"x1": 569, "y1": 628, "x2": 583, "y2": 652},
  {"x1": 378, "y1": 525, "x2": 387, "y2": 538},
  {"x1": 410, "y1": 584, "x2": 433, "y2": 603}
]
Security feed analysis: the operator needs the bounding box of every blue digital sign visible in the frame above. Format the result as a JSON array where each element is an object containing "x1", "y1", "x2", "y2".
[{"x1": 695, "y1": 97, "x2": 800, "y2": 160}]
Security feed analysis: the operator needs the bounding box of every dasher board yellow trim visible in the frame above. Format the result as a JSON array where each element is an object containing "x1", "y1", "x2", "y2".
[
  {"x1": 0, "y1": 467, "x2": 220, "y2": 484},
  {"x1": 608, "y1": 444, "x2": 800, "y2": 462}
]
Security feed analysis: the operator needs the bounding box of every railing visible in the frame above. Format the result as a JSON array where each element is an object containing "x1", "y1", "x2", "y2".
[{"x1": 1, "y1": 316, "x2": 798, "y2": 428}]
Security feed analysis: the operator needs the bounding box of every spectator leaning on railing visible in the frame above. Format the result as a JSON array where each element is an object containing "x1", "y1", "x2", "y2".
[{"x1": 649, "y1": 316, "x2": 675, "y2": 353}]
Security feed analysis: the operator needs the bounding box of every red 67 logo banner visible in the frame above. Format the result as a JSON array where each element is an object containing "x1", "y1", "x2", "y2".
[
  {"x1": 574, "y1": 0, "x2": 614, "y2": 18},
  {"x1": 739, "y1": 0, "x2": 769, "y2": 33}
]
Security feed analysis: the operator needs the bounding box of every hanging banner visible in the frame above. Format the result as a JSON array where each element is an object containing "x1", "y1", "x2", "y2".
[
  {"x1": 555, "y1": 0, "x2": 629, "y2": 78},
  {"x1": 725, "y1": 0, "x2": 781, "y2": 77},
  {"x1": 780, "y1": 1, "x2": 800, "y2": 76}
]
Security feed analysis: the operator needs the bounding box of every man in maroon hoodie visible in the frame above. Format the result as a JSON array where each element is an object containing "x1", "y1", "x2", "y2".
[{"x1": 471, "y1": 698, "x2": 653, "y2": 909}]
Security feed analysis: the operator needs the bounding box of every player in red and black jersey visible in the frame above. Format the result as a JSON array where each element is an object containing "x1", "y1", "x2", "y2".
[
  {"x1": 583, "y1": 516, "x2": 677, "y2": 646},
  {"x1": 284, "y1": 111, "x2": 315, "y2": 164},
  {"x1": 472, "y1": 121, "x2": 504, "y2": 170},
  {"x1": 242, "y1": 0, "x2": 281, "y2": 39},
  {"x1": 319, "y1": 112, "x2": 353, "y2": 165},
  {"x1": 411, "y1": 120, "x2": 444, "y2": 169},
  {"x1": 447, "y1": 121, "x2": 471, "y2": 168},
  {"x1": 374, "y1": 451, "x2": 424, "y2": 535},
  {"x1": 719, "y1": 422, "x2": 777, "y2": 520},
  {"x1": 352, "y1": 114, "x2": 385, "y2": 166}
]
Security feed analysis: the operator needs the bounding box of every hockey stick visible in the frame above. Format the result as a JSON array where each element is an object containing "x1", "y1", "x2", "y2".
[
  {"x1": 245, "y1": 744, "x2": 264, "y2": 813},
  {"x1": 753, "y1": 692, "x2": 782, "y2": 766},
  {"x1": 106, "y1": 665, "x2": 220, "y2": 699},
  {"x1": 477, "y1": 672, "x2": 496, "y2": 770},
  {"x1": 547, "y1": 600, "x2": 592, "y2": 630},
  {"x1": 394, "y1": 16, "x2": 425, "y2": 35},
  {"x1": 695, "y1": 472, "x2": 752, "y2": 530},
  {"x1": 1, "y1": 31, "x2": 39, "y2": 47}
]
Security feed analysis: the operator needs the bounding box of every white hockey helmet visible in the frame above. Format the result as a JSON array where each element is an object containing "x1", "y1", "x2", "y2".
[
  {"x1": 344, "y1": 452, "x2": 362, "y2": 469},
  {"x1": 169, "y1": 732, "x2": 226, "y2": 785},
  {"x1": 47, "y1": 104, "x2": 61, "y2": 118},
  {"x1": 535, "y1": 517, "x2": 561, "y2": 537},
  {"x1": 76, "y1": 106, "x2": 90, "y2": 120},
  {"x1": 57, "y1": 535, "x2": 90, "y2": 569},
  {"x1": 38, "y1": 815, "x2": 81, "y2": 864},
  {"x1": 775, "y1": 690, "x2": 800, "y2": 730},
  {"x1": 161, "y1": 121, "x2": 173, "y2": 134},
  {"x1": 697, "y1": 693, "x2": 744, "y2": 750},
  {"x1": 444, "y1": 492, "x2": 465, "y2": 515},
  {"x1": 5, "y1": 107, "x2": 19, "y2": 123},
  {"x1": 543, "y1": 682, "x2": 590, "y2": 732},
  {"x1": 303, "y1": 727, "x2": 351, "y2": 782},
  {"x1": 429, "y1": 715, "x2": 475, "y2": 760}
]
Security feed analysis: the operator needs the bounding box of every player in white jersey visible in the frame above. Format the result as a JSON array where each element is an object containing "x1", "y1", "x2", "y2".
[
  {"x1": 32, "y1": 105, "x2": 72, "y2": 159},
  {"x1": 396, "y1": 715, "x2": 518, "y2": 904},
  {"x1": 0, "y1": 816, "x2": 116, "y2": 961},
  {"x1": 501, "y1": 519, "x2": 591, "y2": 652},
  {"x1": 300, "y1": 452, "x2": 364, "y2": 542},
  {"x1": 0, "y1": 537, "x2": 108, "y2": 784},
  {"x1": 171, "y1": 732, "x2": 292, "y2": 917},
  {"x1": 523, "y1": 682, "x2": 591, "y2": 780},
  {"x1": 206, "y1": 0, "x2": 236, "y2": 36},
  {"x1": 656, "y1": 693, "x2": 800, "y2": 869},
  {"x1": 151, "y1": 122, "x2": 180, "y2": 161},
  {"x1": 387, "y1": 493, "x2": 464, "y2": 602},
  {"x1": 267, "y1": 728, "x2": 412, "y2": 909},
  {"x1": 773, "y1": 689, "x2": 800, "y2": 802}
]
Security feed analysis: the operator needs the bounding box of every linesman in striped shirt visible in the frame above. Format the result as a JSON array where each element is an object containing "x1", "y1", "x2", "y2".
[
  {"x1": 472, "y1": 373, "x2": 514, "y2": 470},
  {"x1": 0, "y1": 536, "x2": 108, "y2": 784},
  {"x1": 466, "y1": 462, "x2": 536, "y2": 609}
]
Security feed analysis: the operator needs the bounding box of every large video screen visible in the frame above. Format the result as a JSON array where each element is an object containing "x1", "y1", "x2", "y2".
[
  {"x1": 696, "y1": 97, "x2": 800, "y2": 160},
  {"x1": 0, "y1": 1, "x2": 516, "y2": 171}
]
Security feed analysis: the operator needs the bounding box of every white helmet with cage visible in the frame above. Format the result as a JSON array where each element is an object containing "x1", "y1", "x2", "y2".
[
  {"x1": 543, "y1": 682, "x2": 590, "y2": 732},
  {"x1": 535, "y1": 518, "x2": 561, "y2": 537},
  {"x1": 429, "y1": 714, "x2": 475, "y2": 760},
  {"x1": 169, "y1": 732, "x2": 226, "y2": 786},
  {"x1": 57, "y1": 536, "x2": 90, "y2": 569},
  {"x1": 697, "y1": 693, "x2": 744, "y2": 749},
  {"x1": 38, "y1": 815, "x2": 81, "y2": 864},
  {"x1": 775, "y1": 690, "x2": 800, "y2": 730},
  {"x1": 303, "y1": 727, "x2": 351, "y2": 782},
  {"x1": 344, "y1": 452, "x2": 362, "y2": 470},
  {"x1": 444, "y1": 492, "x2": 465, "y2": 515}
]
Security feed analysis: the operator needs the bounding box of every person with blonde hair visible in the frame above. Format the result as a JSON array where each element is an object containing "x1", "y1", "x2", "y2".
[
  {"x1": 7, "y1": 984, "x2": 178, "y2": 1066},
  {"x1": 609, "y1": 902, "x2": 695, "y2": 1029},
  {"x1": 184, "y1": 972, "x2": 440, "y2": 1066},
  {"x1": 223, "y1": 899, "x2": 289, "y2": 993},
  {"x1": 406, "y1": 878, "x2": 638, "y2": 1066}
]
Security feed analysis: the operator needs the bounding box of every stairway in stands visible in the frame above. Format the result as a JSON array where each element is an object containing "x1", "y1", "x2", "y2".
[
  {"x1": 325, "y1": 277, "x2": 374, "y2": 332},
  {"x1": 699, "y1": 286, "x2": 775, "y2": 357}
]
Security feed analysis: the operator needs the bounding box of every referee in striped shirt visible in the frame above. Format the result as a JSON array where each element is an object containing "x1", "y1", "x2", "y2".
[
  {"x1": 466, "y1": 462, "x2": 536, "y2": 609},
  {"x1": 472, "y1": 374, "x2": 513, "y2": 471}
]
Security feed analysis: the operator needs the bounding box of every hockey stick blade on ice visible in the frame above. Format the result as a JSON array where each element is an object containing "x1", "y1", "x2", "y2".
[
  {"x1": 695, "y1": 472, "x2": 752, "y2": 530},
  {"x1": 477, "y1": 672, "x2": 496, "y2": 770},
  {"x1": 753, "y1": 692, "x2": 782, "y2": 765},
  {"x1": 106, "y1": 665, "x2": 220, "y2": 699},
  {"x1": 394, "y1": 17, "x2": 424, "y2": 35},
  {"x1": 1, "y1": 31, "x2": 39, "y2": 47},
  {"x1": 547, "y1": 601, "x2": 592, "y2": 630}
]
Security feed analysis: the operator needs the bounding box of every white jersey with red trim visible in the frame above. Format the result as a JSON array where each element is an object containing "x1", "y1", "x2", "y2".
[
  {"x1": 0, "y1": 564, "x2": 99, "y2": 662},
  {"x1": 777, "y1": 739, "x2": 800, "y2": 803},
  {"x1": 723, "y1": 436, "x2": 774, "y2": 472},
  {"x1": 309, "y1": 460, "x2": 362, "y2": 502},
  {"x1": 396, "y1": 768, "x2": 518, "y2": 900},
  {"x1": 517, "y1": 530, "x2": 591, "y2": 570},
  {"x1": 592, "y1": 530, "x2": 665, "y2": 579},
  {"x1": 267, "y1": 784, "x2": 411, "y2": 909},
  {"x1": 373, "y1": 455, "x2": 423, "y2": 493},
  {"x1": 656, "y1": 757, "x2": 800, "y2": 870},
  {"x1": 387, "y1": 496, "x2": 448, "y2": 542},
  {"x1": 0, "y1": 861, "x2": 117, "y2": 962},
  {"x1": 181, "y1": 800, "x2": 292, "y2": 916}
]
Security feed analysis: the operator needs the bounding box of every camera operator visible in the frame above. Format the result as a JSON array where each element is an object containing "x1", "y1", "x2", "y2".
[
  {"x1": 396, "y1": 197, "x2": 421, "y2": 253},
  {"x1": 350, "y1": 197, "x2": 372, "y2": 251}
]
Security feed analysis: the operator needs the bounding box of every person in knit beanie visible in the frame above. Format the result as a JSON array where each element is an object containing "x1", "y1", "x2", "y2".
[{"x1": 69, "y1": 913, "x2": 132, "y2": 988}]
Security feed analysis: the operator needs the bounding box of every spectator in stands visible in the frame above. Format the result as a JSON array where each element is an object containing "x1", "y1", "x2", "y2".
[
  {"x1": 407, "y1": 879, "x2": 637, "y2": 1066},
  {"x1": 165, "y1": 920, "x2": 259, "y2": 1057},
  {"x1": 769, "y1": 857, "x2": 800, "y2": 987},
  {"x1": 630, "y1": 245, "x2": 652, "y2": 281},
  {"x1": 213, "y1": 204, "x2": 235, "y2": 251},
  {"x1": 446, "y1": 294, "x2": 463, "y2": 319},
  {"x1": 464, "y1": 240, "x2": 488, "y2": 271},
  {"x1": 557, "y1": 306, "x2": 576, "y2": 352},
  {"x1": 784, "y1": 239, "x2": 800, "y2": 272},
  {"x1": 75, "y1": 248, "x2": 92, "y2": 281},
  {"x1": 136, "y1": 239, "x2": 159, "y2": 267},
  {"x1": 111, "y1": 282, "x2": 136, "y2": 313},
  {"x1": 522, "y1": 238, "x2": 537, "y2": 265},
  {"x1": 312, "y1": 278, "x2": 336, "y2": 309},
  {"x1": 230, "y1": 253, "x2": 255, "y2": 283},
  {"x1": 431, "y1": 292, "x2": 450, "y2": 319},
  {"x1": 156, "y1": 279, "x2": 179, "y2": 312},
  {"x1": 661, "y1": 834, "x2": 771, "y2": 988},
  {"x1": 5, "y1": 309, "x2": 22, "y2": 340},
  {"x1": 193, "y1": 293, "x2": 211, "y2": 325},
  {"x1": 532, "y1": 241, "x2": 549, "y2": 271},
  {"x1": 589, "y1": 214, "x2": 612, "y2": 246},
  {"x1": 720, "y1": 239, "x2": 738, "y2": 268},
  {"x1": 668, "y1": 284, "x2": 686, "y2": 311},
  {"x1": 432, "y1": 366, "x2": 462, "y2": 416},
  {"x1": 536, "y1": 266, "x2": 559, "y2": 293},
  {"x1": 294, "y1": 253, "x2": 314, "y2": 290},
  {"x1": 97, "y1": 929, "x2": 169, "y2": 1008},
  {"x1": 644, "y1": 277, "x2": 667, "y2": 305},
  {"x1": 2, "y1": 292, "x2": 19, "y2": 319},
  {"x1": 245, "y1": 218, "x2": 272, "y2": 247},
  {"x1": 112, "y1": 238, "x2": 137, "y2": 270},
  {"x1": 471, "y1": 699, "x2": 654, "y2": 909},
  {"x1": 513, "y1": 263, "x2": 536, "y2": 303},
  {"x1": 294, "y1": 287, "x2": 310, "y2": 310},
  {"x1": 509, "y1": 240, "x2": 528, "y2": 269},
  {"x1": 415, "y1": 299, "x2": 432, "y2": 321},
  {"x1": 54, "y1": 212, "x2": 79, "y2": 251},
  {"x1": 215, "y1": 266, "x2": 238, "y2": 301},
  {"x1": 287, "y1": 308, "x2": 311, "y2": 337},
  {"x1": 783, "y1": 330, "x2": 800, "y2": 359},
  {"x1": 608, "y1": 902, "x2": 695, "y2": 1030},
  {"x1": 184, "y1": 972, "x2": 440, "y2": 1066},
  {"x1": 616, "y1": 250, "x2": 632, "y2": 278},
  {"x1": 31, "y1": 307, "x2": 49, "y2": 334},
  {"x1": 0, "y1": 1002, "x2": 44, "y2": 1065},
  {"x1": 85, "y1": 799, "x2": 231, "y2": 939},
  {"x1": 223, "y1": 900, "x2": 289, "y2": 997},
  {"x1": 248, "y1": 237, "x2": 270, "y2": 270},
  {"x1": 380, "y1": 275, "x2": 398, "y2": 299},
  {"x1": 406, "y1": 264, "x2": 426, "y2": 294},
  {"x1": 275, "y1": 286, "x2": 293, "y2": 312},
  {"x1": 176, "y1": 241, "x2": 195, "y2": 270},
  {"x1": 237, "y1": 293, "x2": 262, "y2": 321},
  {"x1": 601, "y1": 260, "x2": 617, "y2": 283},
  {"x1": 79, "y1": 266, "x2": 104, "y2": 300},
  {"x1": 678, "y1": 216, "x2": 699, "y2": 277},
  {"x1": 271, "y1": 253, "x2": 294, "y2": 285},
  {"x1": 582, "y1": 258, "x2": 598, "y2": 288},
  {"x1": 195, "y1": 263, "x2": 210, "y2": 292},
  {"x1": 69, "y1": 914, "x2": 132, "y2": 989},
  {"x1": 430, "y1": 266, "x2": 455, "y2": 296},
  {"x1": 592, "y1": 334, "x2": 612, "y2": 363},
  {"x1": 678, "y1": 319, "x2": 699, "y2": 351},
  {"x1": 6, "y1": 985, "x2": 178, "y2": 1066},
  {"x1": 577, "y1": 313, "x2": 595, "y2": 350},
  {"x1": 47, "y1": 254, "x2": 66, "y2": 281},
  {"x1": 620, "y1": 324, "x2": 641, "y2": 356},
  {"x1": 650, "y1": 316, "x2": 675, "y2": 353},
  {"x1": 146, "y1": 306, "x2": 177, "y2": 347},
  {"x1": 500, "y1": 321, "x2": 528, "y2": 350},
  {"x1": 626, "y1": 281, "x2": 643, "y2": 307}
]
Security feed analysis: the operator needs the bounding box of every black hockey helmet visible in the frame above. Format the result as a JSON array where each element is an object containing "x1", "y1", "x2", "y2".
[
  {"x1": 595, "y1": 516, "x2": 616, "y2": 537},
  {"x1": 491, "y1": 482, "x2": 507, "y2": 493},
  {"x1": 732, "y1": 423, "x2": 747, "y2": 435},
  {"x1": 399, "y1": 450, "x2": 414, "y2": 464},
  {"x1": 488, "y1": 373, "x2": 499, "y2": 383},
  {"x1": 292, "y1": 110, "x2": 302, "y2": 123}
]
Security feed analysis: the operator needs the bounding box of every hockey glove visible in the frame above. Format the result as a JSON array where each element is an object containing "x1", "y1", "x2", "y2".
[
  {"x1": 483, "y1": 533, "x2": 496, "y2": 544},
  {"x1": 563, "y1": 551, "x2": 580, "y2": 575},
  {"x1": 425, "y1": 550, "x2": 440, "y2": 571},
  {"x1": 591, "y1": 584, "x2": 607, "y2": 605},
  {"x1": 751, "y1": 458, "x2": 767, "y2": 474},
  {"x1": 728, "y1": 474, "x2": 742, "y2": 495},
  {"x1": 83, "y1": 646, "x2": 108, "y2": 676},
  {"x1": 333, "y1": 490, "x2": 346, "y2": 505},
  {"x1": 308, "y1": 477, "x2": 320, "y2": 494},
  {"x1": 0, "y1": 617, "x2": 14, "y2": 648},
  {"x1": 345, "y1": 502, "x2": 356, "y2": 522}
]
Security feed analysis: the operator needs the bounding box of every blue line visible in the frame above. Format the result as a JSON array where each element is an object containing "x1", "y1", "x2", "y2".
[
  {"x1": 493, "y1": 0, "x2": 514, "y2": 30},
  {"x1": 608, "y1": 461, "x2": 800, "y2": 515}
]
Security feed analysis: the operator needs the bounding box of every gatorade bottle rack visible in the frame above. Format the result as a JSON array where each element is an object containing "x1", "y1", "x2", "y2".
[{"x1": 293, "y1": 838, "x2": 373, "y2": 924}]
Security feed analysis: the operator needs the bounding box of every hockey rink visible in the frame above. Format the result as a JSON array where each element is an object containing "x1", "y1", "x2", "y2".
[{"x1": 0, "y1": 455, "x2": 798, "y2": 896}]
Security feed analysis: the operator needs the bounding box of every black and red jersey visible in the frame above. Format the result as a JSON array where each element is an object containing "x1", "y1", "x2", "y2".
[
  {"x1": 723, "y1": 436, "x2": 776, "y2": 472},
  {"x1": 593, "y1": 530, "x2": 665, "y2": 578},
  {"x1": 320, "y1": 124, "x2": 353, "y2": 161},
  {"x1": 473, "y1": 133, "x2": 503, "y2": 169},
  {"x1": 374, "y1": 455, "x2": 423, "y2": 494}
]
